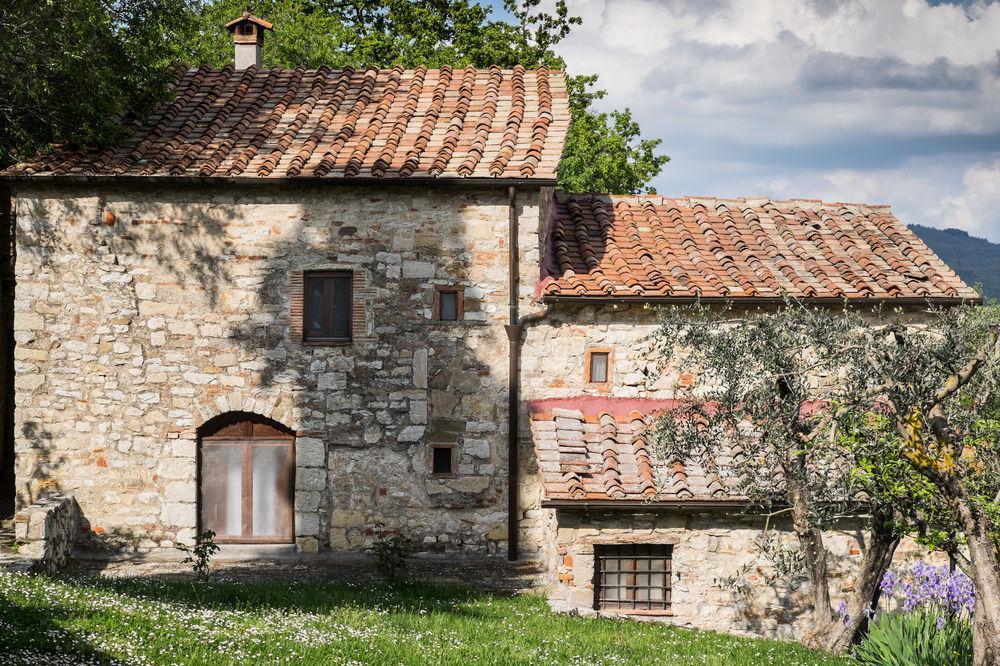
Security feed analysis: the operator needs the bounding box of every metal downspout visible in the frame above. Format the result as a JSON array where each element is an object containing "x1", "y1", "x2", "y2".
[{"x1": 506, "y1": 186, "x2": 520, "y2": 560}]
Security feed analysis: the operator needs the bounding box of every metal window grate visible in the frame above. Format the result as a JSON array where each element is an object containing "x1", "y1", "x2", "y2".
[{"x1": 594, "y1": 544, "x2": 672, "y2": 612}]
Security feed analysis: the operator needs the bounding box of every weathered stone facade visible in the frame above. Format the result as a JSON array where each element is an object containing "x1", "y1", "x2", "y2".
[
  {"x1": 7, "y1": 181, "x2": 956, "y2": 640},
  {"x1": 515, "y1": 302, "x2": 943, "y2": 639},
  {"x1": 12, "y1": 182, "x2": 546, "y2": 555},
  {"x1": 541, "y1": 509, "x2": 945, "y2": 640}
]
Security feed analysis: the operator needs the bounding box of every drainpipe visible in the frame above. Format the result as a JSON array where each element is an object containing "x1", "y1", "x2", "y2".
[
  {"x1": 505, "y1": 186, "x2": 555, "y2": 561},
  {"x1": 506, "y1": 186, "x2": 520, "y2": 561}
]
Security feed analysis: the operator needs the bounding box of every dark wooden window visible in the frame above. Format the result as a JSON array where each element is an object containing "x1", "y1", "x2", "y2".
[
  {"x1": 595, "y1": 544, "x2": 672, "y2": 613},
  {"x1": 434, "y1": 287, "x2": 464, "y2": 322},
  {"x1": 304, "y1": 271, "x2": 352, "y2": 342},
  {"x1": 587, "y1": 350, "x2": 611, "y2": 384},
  {"x1": 199, "y1": 413, "x2": 295, "y2": 544},
  {"x1": 430, "y1": 445, "x2": 455, "y2": 476}
]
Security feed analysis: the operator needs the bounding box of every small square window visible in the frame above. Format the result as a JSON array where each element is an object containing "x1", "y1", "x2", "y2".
[
  {"x1": 304, "y1": 271, "x2": 352, "y2": 343},
  {"x1": 434, "y1": 287, "x2": 464, "y2": 322},
  {"x1": 587, "y1": 350, "x2": 611, "y2": 384},
  {"x1": 430, "y1": 445, "x2": 455, "y2": 476}
]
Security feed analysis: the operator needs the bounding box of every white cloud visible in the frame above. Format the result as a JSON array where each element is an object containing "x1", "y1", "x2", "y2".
[
  {"x1": 548, "y1": 0, "x2": 1000, "y2": 240},
  {"x1": 936, "y1": 159, "x2": 1000, "y2": 239}
]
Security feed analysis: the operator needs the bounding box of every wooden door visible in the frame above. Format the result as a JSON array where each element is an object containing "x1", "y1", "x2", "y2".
[{"x1": 199, "y1": 414, "x2": 295, "y2": 543}]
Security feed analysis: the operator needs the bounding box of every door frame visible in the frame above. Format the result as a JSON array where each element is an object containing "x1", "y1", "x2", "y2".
[{"x1": 196, "y1": 412, "x2": 296, "y2": 544}]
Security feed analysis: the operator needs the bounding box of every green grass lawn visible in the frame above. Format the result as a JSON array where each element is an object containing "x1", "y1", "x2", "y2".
[{"x1": 0, "y1": 570, "x2": 851, "y2": 665}]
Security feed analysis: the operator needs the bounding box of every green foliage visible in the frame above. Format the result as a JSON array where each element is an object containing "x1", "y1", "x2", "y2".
[
  {"x1": 2, "y1": 0, "x2": 669, "y2": 194},
  {"x1": 370, "y1": 523, "x2": 414, "y2": 581},
  {"x1": 650, "y1": 299, "x2": 864, "y2": 516},
  {"x1": 837, "y1": 411, "x2": 959, "y2": 553},
  {"x1": 558, "y1": 75, "x2": 670, "y2": 194},
  {"x1": 0, "y1": 0, "x2": 199, "y2": 166},
  {"x1": 855, "y1": 611, "x2": 972, "y2": 666},
  {"x1": 835, "y1": 303, "x2": 1000, "y2": 548},
  {"x1": 175, "y1": 529, "x2": 220, "y2": 582}
]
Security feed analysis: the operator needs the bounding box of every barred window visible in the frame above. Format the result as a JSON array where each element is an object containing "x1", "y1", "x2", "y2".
[{"x1": 594, "y1": 544, "x2": 672, "y2": 612}]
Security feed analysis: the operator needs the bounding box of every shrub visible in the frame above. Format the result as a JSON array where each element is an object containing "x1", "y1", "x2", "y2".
[
  {"x1": 176, "y1": 529, "x2": 219, "y2": 583},
  {"x1": 855, "y1": 610, "x2": 972, "y2": 666},
  {"x1": 371, "y1": 523, "x2": 414, "y2": 582},
  {"x1": 854, "y1": 561, "x2": 974, "y2": 665}
]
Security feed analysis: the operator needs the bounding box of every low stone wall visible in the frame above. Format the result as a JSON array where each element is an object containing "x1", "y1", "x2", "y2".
[{"x1": 13, "y1": 494, "x2": 81, "y2": 572}]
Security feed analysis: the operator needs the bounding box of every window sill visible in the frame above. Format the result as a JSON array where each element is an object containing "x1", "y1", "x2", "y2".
[
  {"x1": 301, "y1": 339, "x2": 353, "y2": 346},
  {"x1": 598, "y1": 609, "x2": 674, "y2": 617}
]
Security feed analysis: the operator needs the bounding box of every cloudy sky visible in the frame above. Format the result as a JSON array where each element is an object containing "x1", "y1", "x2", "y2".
[{"x1": 500, "y1": 0, "x2": 1000, "y2": 241}]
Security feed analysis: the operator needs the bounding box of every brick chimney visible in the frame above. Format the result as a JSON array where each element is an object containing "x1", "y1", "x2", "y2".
[{"x1": 225, "y1": 10, "x2": 273, "y2": 70}]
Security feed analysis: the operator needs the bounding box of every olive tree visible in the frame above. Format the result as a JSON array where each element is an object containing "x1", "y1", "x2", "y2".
[
  {"x1": 649, "y1": 301, "x2": 902, "y2": 653},
  {"x1": 834, "y1": 304, "x2": 1000, "y2": 665}
]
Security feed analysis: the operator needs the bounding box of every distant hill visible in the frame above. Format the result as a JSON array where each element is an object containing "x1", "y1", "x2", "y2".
[{"x1": 909, "y1": 224, "x2": 1000, "y2": 300}]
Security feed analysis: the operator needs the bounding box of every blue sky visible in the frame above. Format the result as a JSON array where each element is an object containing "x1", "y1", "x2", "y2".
[{"x1": 489, "y1": 0, "x2": 1000, "y2": 241}]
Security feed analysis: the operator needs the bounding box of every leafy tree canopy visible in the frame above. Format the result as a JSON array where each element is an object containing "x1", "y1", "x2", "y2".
[
  {"x1": 0, "y1": 0, "x2": 198, "y2": 168},
  {"x1": 1, "y1": 0, "x2": 669, "y2": 194}
]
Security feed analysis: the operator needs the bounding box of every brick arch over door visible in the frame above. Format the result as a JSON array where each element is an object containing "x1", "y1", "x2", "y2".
[{"x1": 197, "y1": 412, "x2": 295, "y2": 544}]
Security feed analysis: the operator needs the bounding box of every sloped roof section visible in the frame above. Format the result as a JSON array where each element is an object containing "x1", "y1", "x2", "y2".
[
  {"x1": 540, "y1": 194, "x2": 979, "y2": 302},
  {"x1": 529, "y1": 397, "x2": 745, "y2": 504},
  {"x1": 9, "y1": 65, "x2": 569, "y2": 181}
]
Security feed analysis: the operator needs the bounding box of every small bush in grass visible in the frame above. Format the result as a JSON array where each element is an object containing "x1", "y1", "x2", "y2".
[
  {"x1": 371, "y1": 522, "x2": 413, "y2": 581},
  {"x1": 176, "y1": 529, "x2": 219, "y2": 582},
  {"x1": 855, "y1": 610, "x2": 972, "y2": 666}
]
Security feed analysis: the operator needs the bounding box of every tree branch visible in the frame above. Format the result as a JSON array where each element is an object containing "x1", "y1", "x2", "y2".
[{"x1": 932, "y1": 326, "x2": 999, "y2": 407}]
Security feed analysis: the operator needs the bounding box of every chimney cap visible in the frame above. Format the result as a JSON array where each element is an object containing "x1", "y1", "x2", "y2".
[{"x1": 225, "y1": 10, "x2": 273, "y2": 33}]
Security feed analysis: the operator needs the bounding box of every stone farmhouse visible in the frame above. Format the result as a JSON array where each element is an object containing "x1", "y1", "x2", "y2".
[{"x1": 0, "y1": 14, "x2": 980, "y2": 638}]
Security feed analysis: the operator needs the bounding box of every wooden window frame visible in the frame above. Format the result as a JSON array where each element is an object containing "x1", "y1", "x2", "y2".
[
  {"x1": 594, "y1": 543, "x2": 673, "y2": 615},
  {"x1": 303, "y1": 270, "x2": 353, "y2": 344},
  {"x1": 585, "y1": 348, "x2": 614, "y2": 389},
  {"x1": 433, "y1": 286, "x2": 464, "y2": 322},
  {"x1": 428, "y1": 444, "x2": 457, "y2": 478}
]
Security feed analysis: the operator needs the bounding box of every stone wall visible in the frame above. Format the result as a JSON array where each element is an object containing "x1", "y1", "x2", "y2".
[
  {"x1": 13, "y1": 493, "x2": 81, "y2": 571},
  {"x1": 514, "y1": 302, "x2": 933, "y2": 567},
  {"x1": 545, "y1": 509, "x2": 946, "y2": 640},
  {"x1": 12, "y1": 182, "x2": 546, "y2": 555}
]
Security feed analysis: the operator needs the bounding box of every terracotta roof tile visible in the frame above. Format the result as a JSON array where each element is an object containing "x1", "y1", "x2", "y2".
[
  {"x1": 529, "y1": 397, "x2": 744, "y2": 503},
  {"x1": 541, "y1": 194, "x2": 979, "y2": 302},
  {"x1": 531, "y1": 397, "x2": 876, "y2": 505},
  {"x1": 9, "y1": 66, "x2": 569, "y2": 181}
]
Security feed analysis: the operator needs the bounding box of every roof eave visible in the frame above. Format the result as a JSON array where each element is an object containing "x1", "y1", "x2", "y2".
[
  {"x1": 541, "y1": 499, "x2": 753, "y2": 510},
  {"x1": 541, "y1": 498, "x2": 871, "y2": 512},
  {"x1": 541, "y1": 294, "x2": 983, "y2": 307},
  {"x1": 0, "y1": 174, "x2": 557, "y2": 189}
]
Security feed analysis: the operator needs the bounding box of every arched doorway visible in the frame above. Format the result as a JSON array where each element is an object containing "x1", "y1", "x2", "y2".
[{"x1": 198, "y1": 412, "x2": 295, "y2": 543}]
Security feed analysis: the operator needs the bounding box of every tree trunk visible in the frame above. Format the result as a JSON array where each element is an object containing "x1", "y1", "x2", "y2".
[
  {"x1": 786, "y1": 473, "x2": 834, "y2": 650},
  {"x1": 964, "y1": 522, "x2": 1000, "y2": 666},
  {"x1": 820, "y1": 511, "x2": 899, "y2": 654}
]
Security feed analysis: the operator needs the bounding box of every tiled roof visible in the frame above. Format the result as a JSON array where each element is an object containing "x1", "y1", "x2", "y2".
[
  {"x1": 529, "y1": 397, "x2": 745, "y2": 504},
  {"x1": 540, "y1": 194, "x2": 979, "y2": 302},
  {"x1": 10, "y1": 65, "x2": 569, "y2": 180}
]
